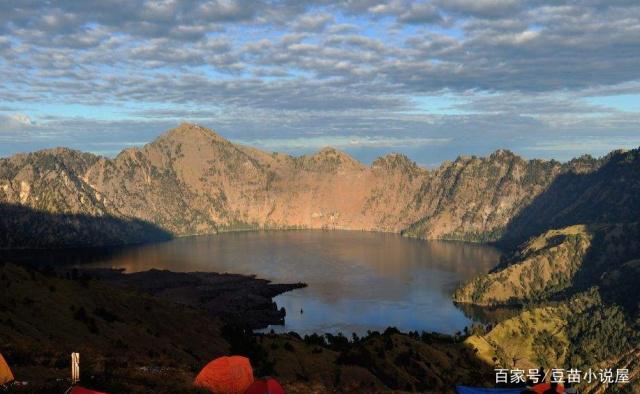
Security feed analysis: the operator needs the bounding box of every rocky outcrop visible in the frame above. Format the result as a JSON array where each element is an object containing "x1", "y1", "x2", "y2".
[{"x1": 402, "y1": 150, "x2": 573, "y2": 242}]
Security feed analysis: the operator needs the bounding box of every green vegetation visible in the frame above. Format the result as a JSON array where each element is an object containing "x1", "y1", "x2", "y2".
[
  {"x1": 257, "y1": 329, "x2": 494, "y2": 393},
  {"x1": 567, "y1": 302, "x2": 637, "y2": 368},
  {"x1": 0, "y1": 262, "x2": 228, "y2": 393},
  {"x1": 457, "y1": 221, "x2": 640, "y2": 393},
  {"x1": 453, "y1": 225, "x2": 595, "y2": 305}
]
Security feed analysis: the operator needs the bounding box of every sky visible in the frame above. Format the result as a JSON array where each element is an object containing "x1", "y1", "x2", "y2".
[{"x1": 1, "y1": 0, "x2": 639, "y2": 166}]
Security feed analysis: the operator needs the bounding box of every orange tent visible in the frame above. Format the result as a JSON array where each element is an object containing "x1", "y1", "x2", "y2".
[
  {"x1": 0, "y1": 353, "x2": 14, "y2": 386},
  {"x1": 195, "y1": 356, "x2": 254, "y2": 394}
]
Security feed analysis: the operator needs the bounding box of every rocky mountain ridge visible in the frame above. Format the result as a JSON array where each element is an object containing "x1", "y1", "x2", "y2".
[{"x1": 3, "y1": 122, "x2": 630, "y2": 249}]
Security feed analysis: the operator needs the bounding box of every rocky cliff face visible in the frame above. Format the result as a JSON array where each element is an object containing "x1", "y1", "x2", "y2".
[
  {"x1": 402, "y1": 150, "x2": 575, "y2": 242},
  {"x1": 1, "y1": 123, "x2": 636, "y2": 248},
  {"x1": 500, "y1": 149, "x2": 640, "y2": 245}
]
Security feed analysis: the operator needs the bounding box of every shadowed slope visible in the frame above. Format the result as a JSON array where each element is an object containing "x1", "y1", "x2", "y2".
[
  {"x1": 499, "y1": 148, "x2": 640, "y2": 247},
  {"x1": 0, "y1": 203, "x2": 171, "y2": 249},
  {"x1": 0, "y1": 262, "x2": 228, "y2": 392}
]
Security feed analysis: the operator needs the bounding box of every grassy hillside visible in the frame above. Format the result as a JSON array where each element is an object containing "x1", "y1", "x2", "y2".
[
  {"x1": 464, "y1": 289, "x2": 640, "y2": 393},
  {"x1": 256, "y1": 329, "x2": 494, "y2": 394},
  {"x1": 2, "y1": 124, "x2": 640, "y2": 392},
  {"x1": 455, "y1": 222, "x2": 640, "y2": 393},
  {"x1": 0, "y1": 262, "x2": 229, "y2": 393},
  {"x1": 454, "y1": 223, "x2": 640, "y2": 306},
  {"x1": 453, "y1": 225, "x2": 595, "y2": 305}
]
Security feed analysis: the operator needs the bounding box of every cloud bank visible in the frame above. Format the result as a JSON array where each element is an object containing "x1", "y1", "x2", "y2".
[{"x1": 0, "y1": 0, "x2": 639, "y2": 162}]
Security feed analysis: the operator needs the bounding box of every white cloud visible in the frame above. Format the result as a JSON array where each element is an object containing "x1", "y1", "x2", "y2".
[
  {"x1": 1, "y1": 0, "x2": 639, "y2": 161},
  {"x1": 0, "y1": 113, "x2": 34, "y2": 133},
  {"x1": 10, "y1": 113, "x2": 33, "y2": 125}
]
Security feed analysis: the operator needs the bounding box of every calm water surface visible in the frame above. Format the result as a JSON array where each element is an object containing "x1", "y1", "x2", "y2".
[{"x1": 7, "y1": 230, "x2": 501, "y2": 335}]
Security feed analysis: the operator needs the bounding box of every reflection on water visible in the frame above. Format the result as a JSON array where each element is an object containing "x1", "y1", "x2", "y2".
[{"x1": 2, "y1": 230, "x2": 502, "y2": 335}]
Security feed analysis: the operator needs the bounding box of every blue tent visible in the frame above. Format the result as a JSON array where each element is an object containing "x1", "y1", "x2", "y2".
[{"x1": 456, "y1": 386, "x2": 523, "y2": 394}]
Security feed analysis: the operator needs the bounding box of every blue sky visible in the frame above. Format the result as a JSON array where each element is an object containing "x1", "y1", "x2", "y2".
[{"x1": 1, "y1": 0, "x2": 639, "y2": 165}]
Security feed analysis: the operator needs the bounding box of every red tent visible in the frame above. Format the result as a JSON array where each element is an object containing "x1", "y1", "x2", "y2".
[
  {"x1": 244, "y1": 378, "x2": 286, "y2": 394},
  {"x1": 531, "y1": 383, "x2": 565, "y2": 393},
  {"x1": 195, "y1": 356, "x2": 254, "y2": 394},
  {"x1": 69, "y1": 386, "x2": 109, "y2": 394}
]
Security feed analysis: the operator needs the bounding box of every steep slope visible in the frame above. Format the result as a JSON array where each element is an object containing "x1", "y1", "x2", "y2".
[
  {"x1": 454, "y1": 221, "x2": 640, "y2": 391},
  {"x1": 464, "y1": 289, "x2": 640, "y2": 394},
  {"x1": 465, "y1": 304, "x2": 571, "y2": 370},
  {"x1": 82, "y1": 124, "x2": 429, "y2": 234},
  {"x1": 0, "y1": 148, "x2": 105, "y2": 214},
  {"x1": 403, "y1": 151, "x2": 572, "y2": 241},
  {"x1": 1, "y1": 123, "x2": 637, "y2": 249},
  {"x1": 83, "y1": 123, "x2": 274, "y2": 235},
  {"x1": 453, "y1": 225, "x2": 595, "y2": 305},
  {"x1": 501, "y1": 149, "x2": 640, "y2": 245},
  {"x1": 454, "y1": 223, "x2": 640, "y2": 306}
]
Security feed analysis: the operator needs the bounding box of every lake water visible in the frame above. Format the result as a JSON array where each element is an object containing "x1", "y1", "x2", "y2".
[{"x1": 5, "y1": 230, "x2": 501, "y2": 335}]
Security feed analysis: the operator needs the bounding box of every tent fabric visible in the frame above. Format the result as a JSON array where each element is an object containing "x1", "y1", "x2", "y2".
[
  {"x1": 0, "y1": 353, "x2": 14, "y2": 386},
  {"x1": 531, "y1": 383, "x2": 564, "y2": 393},
  {"x1": 195, "y1": 356, "x2": 254, "y2": 394},
  {"x1": 456, "y1": 386, "x2": 525, "y2": 394},
  {"x1": 244, "y1": 378, "x2": 286, "y2": 394},
  {"x1": 69, "y1": 386, "x2": 109, "y2": 394}
]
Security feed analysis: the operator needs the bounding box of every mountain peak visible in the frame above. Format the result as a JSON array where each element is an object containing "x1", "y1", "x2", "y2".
[
  {"x1": 372, "y1": 153, "x2": 419, "y2": 172},
  {"x1": 158, "y1": 122, "x2": 228, "y2": 144},
  {"x1": 313, "y1": 147, "x2": 361, "y2": 165},
  {"x1": 489, "y1": 149, "x2": 517, "y2": 160},
  {"x1": 294, "y1": 146, "x2": 363, "y2": 171},
  {"x1": 317, "y1": 146, "x2": 345, "y2": 156}
]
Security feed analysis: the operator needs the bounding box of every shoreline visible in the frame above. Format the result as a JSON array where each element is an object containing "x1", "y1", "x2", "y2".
[
  {"x1": 75, "y1": 267, "x2": 308, "y2": 330},
  {"x1": 0, "y1": 225, "x2": 508, "y2": 252}
]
